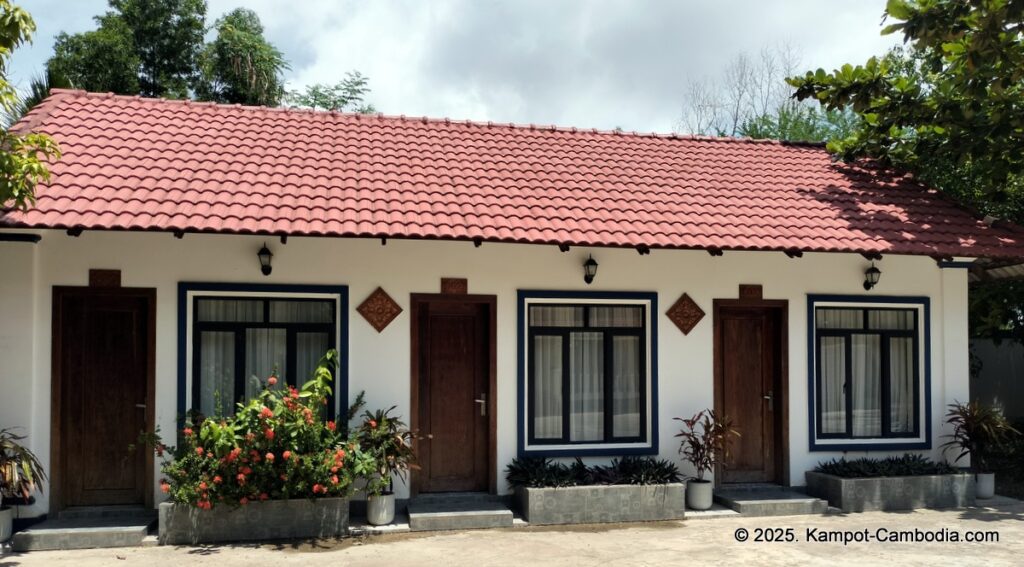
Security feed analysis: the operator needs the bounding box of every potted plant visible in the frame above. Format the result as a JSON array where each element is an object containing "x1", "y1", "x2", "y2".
[
  {"x1": 357, "y1": 406, "x2": 417, "y2": 525},
  {"x1": 0, "y1": 428, "x2": 47, "y2": 543},
  {"x1": 942, "y1": 400, "x2": 1020, "y2": 499},
  {"x1": 674, "y1": 409, "x2": 739, "y2": 510}
]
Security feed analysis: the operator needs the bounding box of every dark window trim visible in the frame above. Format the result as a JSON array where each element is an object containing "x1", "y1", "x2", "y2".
[
  {"x1": 177, "y1": 283, "x2": 348, "y2": 424},
  {"x1": 517, "y1": 290, "x2": 658, "y2": 457},
  {"x1": 807, "y1": 294, "x2": 932, "y2": 452}
]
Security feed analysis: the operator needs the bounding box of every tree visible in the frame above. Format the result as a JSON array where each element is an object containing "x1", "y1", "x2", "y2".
[
  {"x1": 738, "y1": 103, "x2": 860, "y2": 142},
  {"x1": 3, "y1": 68, "x2": 71, "y2": 127},
  {"x1": 194, "y1": 8, "x2": 287, "y2": 106},
  {"x1": 47, "y1": 0, "x2": 204, "y2": 99},
  {"x1": 48, "y1": 14, "x2": 139, "y2": 95},
  {"x1": 0, "y1": 0, "x2": 60, "y2": 210},
  {"x1": 287, "y1": 71, "x2": 376, "y2": 113}
]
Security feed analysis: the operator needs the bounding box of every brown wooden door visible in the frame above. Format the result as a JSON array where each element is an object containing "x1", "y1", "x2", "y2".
[
  {"x1": 58, "y1": 291, "x2": 151, "y2": 507},
  {"x1": 717, "y1": 306, "x2": 782, "y2": 484},
  {"x1": 416, "y1": 300, "x2": 490, "y2": 492}
]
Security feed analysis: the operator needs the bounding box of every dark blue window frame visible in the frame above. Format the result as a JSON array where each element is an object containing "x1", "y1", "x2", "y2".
[
  {"x1": 807, "y1": 294, "x2": 931, "y2": 452},
  {"x1": 517, "y1": 290, "x2": 658, "y2": 457},
  {"x1": 178, "y1": 282, "x2": 349, "y2": 422}
]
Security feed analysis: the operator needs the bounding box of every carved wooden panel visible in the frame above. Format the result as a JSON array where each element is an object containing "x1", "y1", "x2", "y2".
[
  {"x1": 441, "y1": 277, "x2": 468, "y2": 295},
  {"x1": 666, "y1": 293, "x2": 705, "y2": 335},
  {"x1": 357, "y1": 287, "x2": 402, "y2": 333},
  {"x1": 739, "y1": 284, "x2": 763, "y2": 299},
  {"x1": 89, "y1": 269, "x2": 121, "y2": 288}
]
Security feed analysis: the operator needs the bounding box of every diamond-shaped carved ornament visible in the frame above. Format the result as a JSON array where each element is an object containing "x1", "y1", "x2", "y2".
[
  {"x1": 666, "y1": 293, "x2": 705, "y2": 335},
  {"x1": 357, "y1": 287, "x2": 402, "y2": 333}
]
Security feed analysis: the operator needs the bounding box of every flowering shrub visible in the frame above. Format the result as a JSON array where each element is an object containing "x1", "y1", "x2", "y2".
[{"x1": 158, "y1": 350, "x2": 375, "y2": 509}]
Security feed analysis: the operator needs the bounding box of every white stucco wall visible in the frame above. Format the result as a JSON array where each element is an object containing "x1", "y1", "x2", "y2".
[{"x1": 0, "y1": 230, "x2": 971, "y2": 514}]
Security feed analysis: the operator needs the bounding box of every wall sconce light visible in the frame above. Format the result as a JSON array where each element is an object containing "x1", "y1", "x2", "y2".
[
  {"x1": 257, "y1": 243, "x2": 273, "y2": 276},
  {"x1": 863, "y1": 262, "x2": 881, "y2": 290},
  {"x1": 583, "y1": 255, "x2": 599, "y2": 285}
]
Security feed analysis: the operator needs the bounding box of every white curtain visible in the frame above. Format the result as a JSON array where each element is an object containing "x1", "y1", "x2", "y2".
[
  {"x1": 530, "y1": 306, "x2": 584, "y2": 327},
  {"x1": 199, "y1": 331, "x2": 235, "y2": 417},
  {"x1": 817, "y1": 309, "x2": 862, "y2": 329},
  {"x1": 296, "y1": 332, "x2": 330, "y2": 385},
  {"x1": 590, "y1": 306, "x2": 642, "y2": 327},
  {"x1": 612, "y1": 336, "x2": 640, "y2": 437},
  {"x1": 851, "y1": 334, "x2": 881, "y2": 436},
  {"x1": 270, "y1": 300, "x2": 333, "y2": 323},
  {"x1": 819, "y1": 336, "x2": 846, "y2": 434},
  {"x1": 245, "y1": 328, "x2": 287, "y2": 399},
  {"x1": 890, "y1": 337, "x2": 915, "y2": 433},
  {"x1": 570, "y1": 332, "x2": 604, "y2": 442},
  {"x1": 533, "y1": 336, "x2": 563, "y2": 439},
  {"x1": 868, "y1": 310, "x2": 914, "y2": 330},
  {"x1": 197, "y1": 299, "x2": 262, "y2": 322}
]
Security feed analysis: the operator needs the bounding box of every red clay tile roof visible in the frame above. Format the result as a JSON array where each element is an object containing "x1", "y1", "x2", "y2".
[{"x1": 3, "y1": 88, "x2": 1024, "y2": 259}]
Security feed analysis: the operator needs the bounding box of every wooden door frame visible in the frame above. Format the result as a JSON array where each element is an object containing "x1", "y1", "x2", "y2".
[
  {"x1": 409, "y1": 293, "x2": 497, "y2": 496},
  {"x1": 712, "y1": 298, "x2": 789, "y2": 487},
  {"x1": 50, "y1": 286, "x2": 157, "y2": 514}
]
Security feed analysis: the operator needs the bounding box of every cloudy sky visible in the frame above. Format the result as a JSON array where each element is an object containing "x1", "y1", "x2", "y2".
[{"x1": 10, "y1": 0, "x2": 898, "y2": 133}]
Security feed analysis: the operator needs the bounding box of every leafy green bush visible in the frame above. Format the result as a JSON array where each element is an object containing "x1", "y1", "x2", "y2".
[
  {"x1": 505, "y1": 456, "x2": 681, "y2": 488},
  {"x1": 814, "y1": 454, "x2": 956, "y2": 478}
]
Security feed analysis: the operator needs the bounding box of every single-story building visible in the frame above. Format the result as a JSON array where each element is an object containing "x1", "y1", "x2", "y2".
[{"x1": 3, "y1": 89, "x2": 1024, "y2": 520}]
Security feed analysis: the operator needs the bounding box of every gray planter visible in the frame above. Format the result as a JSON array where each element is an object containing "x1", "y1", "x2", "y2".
[
  {"x1": 158, "y1": 497, "x2": 349, "y2": 545},
  {"x1": 805, "y1": 471, "x2": 975, "y2": 512},
  {"x1": 686, "y1": 480, "x2": 713, "y2": 510},
  {"x1": 366, "y1": 493, "x2": 395, "y2": 525},
  {"x1": 975, "y1": 473, "x2": 996, "y2": 499},
  {"x1": 515, "y1": 483, "x2": 685, "y2": 525}
]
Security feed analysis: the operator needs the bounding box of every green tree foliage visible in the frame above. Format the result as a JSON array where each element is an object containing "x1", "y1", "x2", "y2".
[
  {"x1": 739, "y1": 103, "x2": 860, "y2": 142},
  {"x1": 3, "y1": 68, "x2": 70, "y2": 127},
  {"x1": 287, "y1": 71, "x2": 376, "y2": 113},
  {"x1": 194, "y1": 8, "x2": 287, "y2": 106},
  {"x1": 48, "y1": 14, "x2": 138, "y2": 94},
  {"x1": 0, "y1": 0, "x2": 60, "y2": 210}
]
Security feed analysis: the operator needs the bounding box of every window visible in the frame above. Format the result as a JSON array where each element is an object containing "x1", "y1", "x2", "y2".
[
  {"x1": 809, "y1": 296, "x2": 930, "y2": 450},
  {"x1": 519, "y1": 291, "x2": 657, "y2": 456},
  {"x1": 180, "y1": 284, "x2": 347, "y2": 420}
]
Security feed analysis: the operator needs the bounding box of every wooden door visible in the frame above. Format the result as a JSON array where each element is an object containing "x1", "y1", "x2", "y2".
[
  {"x1": 716, "y1": 306, "x2": 782, "y2": 484},
  {"x1": 416, "y1": 300, "x2": 490, "y2": 492},
  {"x1": 57, "y1": 290, "x2": 152, "y2": 507}
]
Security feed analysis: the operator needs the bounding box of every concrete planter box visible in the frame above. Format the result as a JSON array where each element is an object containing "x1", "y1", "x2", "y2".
[
  {"x1": 805, "y1": 471, "x2": 975, "y2": 512},
  {"x1": 515, "y1": 483, "x2": 685, "y2": 525},
  {"x1": 158, "y1": 497, "x2": 349, "y2": 545}
]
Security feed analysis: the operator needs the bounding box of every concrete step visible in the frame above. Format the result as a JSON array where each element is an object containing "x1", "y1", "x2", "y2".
[
  {"x1": 411, "y1": 492, "x2": 508, "y2": 505},
  {"x1": 58, "y1": 505, "x2": 155, "y2": 521},
  {"x1": 11, "y1": 514, "x2": 156, "y2": 551},
  {"x1": 407, "y1": 497, "x2": 513, "y2": 532},
  {"x1": 714, "y1": 488, "x2": 828, "y2": 517}
]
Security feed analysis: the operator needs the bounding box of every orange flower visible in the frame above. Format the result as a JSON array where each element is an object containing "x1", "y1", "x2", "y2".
[
  {"x1": 282, "y1": 450, "x2": 292, "y2": 460},
  {"x1": 331, "y1": 475, "x2": 339, "y2": 485},
  {"x1": 266, "y1": 452, "x2": 275, "y2": 462},
  {"x1": 326, "y1": 421, "x2": 336, "y2": 431},
  {"x1": 160, "y1": 482, "x2": 170, "y2": 493},
  {"x1": 264, "y1": 428, "x2": 275, "y2": 440},
  {"x1": 267, "y1": 376, "x2": 277, "y2": 386},
  {"x1": 260, "y1": 406, "x2": 274, "y2": 419},
  {"x1": 199, "y1": 481, "x2": 208, "y2": 490},
  {"x1": 368, "y1": 419, "x2": 377, "y2": 428},
  {"x1": 195, "y1": 447, "x2": 204, "y2": 456},
  {"x1": 183, "y1": 427, "x2": 193, "y2": 437},
  {"x1": 213, "y1": 475, "x2": 223, "y2": 484}
]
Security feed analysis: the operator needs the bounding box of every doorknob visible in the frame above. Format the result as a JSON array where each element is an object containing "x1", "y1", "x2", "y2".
[
  {"x1": 763, "y1": 390, "x2": 773, "y2": 410},
  {"x1": 135, "y1": 403, "x2": 147, "y2": 409},
  {"x1": 474, "y1": 395, "x2": 487, "y2": 417}
]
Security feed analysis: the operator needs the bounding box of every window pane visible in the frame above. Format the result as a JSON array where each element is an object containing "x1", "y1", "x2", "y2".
[
  {"x1": 296, "y1": 332, "x2": 330, "y2": 385},
  {"x1": 819, "y1": 336, "x2": 846, "y2": 434},
  {"x1": 816, "y1": 308, "x2": 862, "y2": 329},
  {"x1": 612, "y1": 336, "x2": 641, "y2": 438},
  {"x1": 270, "y1": 300, "x2": 334, "y2": 323},
  {"x1": 245, "y1": 328, "x2": 287, "y2": 400},
  {"x1": 589, "y1": 306, "x2": 643, "y2": 328},
  {"x1": 533, "y1": 336, "x2": 563, "y2": 439},
  {"x1": 197, "y1": 299, "x2": 263, "y2": 322},
  {"x1": 530, "y1": 306, "x2": 584, "y2": 327},
  {"x1": 199, "y1": 331, "x2": 234, "y2": 417},
  {"x1": 868, "y1": 309, "x2": 915, "y2": 330},
  {"x1": 890, "y1": 337, "x2": 915, "y2": 433},
  {"x1": 570, "y1": 332, "x2": 604, "y2": 442},
  {"x1": 851, "y1": 334, "x2": 881, "y2": 437}
]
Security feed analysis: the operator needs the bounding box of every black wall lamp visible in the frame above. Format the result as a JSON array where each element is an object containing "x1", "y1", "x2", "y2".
[
  {"x1": 863, "y1": 262, "x2": 881, "y2": 290},
  {"x1": 583, "y1": 255, "x2": 599, "y2": 285},
  {"x1": 258, "y1": 243, "x2": 274, "y2": 276}
]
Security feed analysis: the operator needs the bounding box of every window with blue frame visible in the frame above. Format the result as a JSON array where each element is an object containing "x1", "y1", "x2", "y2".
[
  {"x1": 519, "y1": 291, "x2": 657, "y2": 456},
  {"x1": 808, "y1": 295, "x2": 930, "y2": 450}
]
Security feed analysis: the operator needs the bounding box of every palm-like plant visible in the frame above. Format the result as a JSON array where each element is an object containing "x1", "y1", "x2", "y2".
[
  {"x1": 0, "y1": 428, "x2": 47, "y2": 507},
  {"x1": 674, "y1": 409, "x2": 739, "y2": 481},
  {"x1": 943, "y1": 401, "x2": 1020, "y2": 473}
]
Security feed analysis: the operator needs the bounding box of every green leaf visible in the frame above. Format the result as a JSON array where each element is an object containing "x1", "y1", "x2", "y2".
[{"x1": 886, "y1": 0, "x2": 914, "y2": 21}]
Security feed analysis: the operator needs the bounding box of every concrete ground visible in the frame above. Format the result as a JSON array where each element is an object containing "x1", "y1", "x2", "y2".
[{"x1": 4, "y1": 500, "x2": 1024, "y2": 567}]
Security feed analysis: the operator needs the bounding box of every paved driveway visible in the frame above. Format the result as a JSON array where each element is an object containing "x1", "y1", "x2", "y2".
[{"x1": 4, "y1": 501, "x2": 1024, "y2": 567}]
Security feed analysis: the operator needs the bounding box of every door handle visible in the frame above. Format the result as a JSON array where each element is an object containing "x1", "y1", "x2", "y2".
[
  {"x1": 474, "y1": 395, "x2": 487, "y2": 417},
  {"x1": 763, "y1": 390, "x2": 773, "y2": 410},
  {"x1": 135, "y1": 403, "x2": 147, "y2": 409}
]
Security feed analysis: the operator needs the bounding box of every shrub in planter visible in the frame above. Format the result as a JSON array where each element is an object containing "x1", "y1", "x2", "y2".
[
  {"x1": 155, "y1": 350, "x2": 377, "y2": 543},
  {"x1": 674, "y1": 409, "x2": 739, "y2": 510},
  {"x1": 357, "y1": 406, "x2": 417, "y2": 526},
  {"x1": 943, "y1": 400, "x2": 1020, "y2": 498},
  {"x1": 0, "y1": 428, "x2": 46, "y2": 542},
  {"x1": 807, "y1": 454, "x2": 974, "y2": 512},
  {"x1": 506, "y1": 457, "x2": 684, "y2": 525}
]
